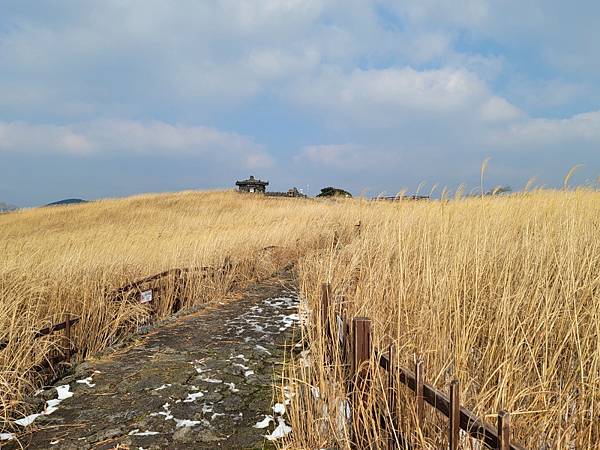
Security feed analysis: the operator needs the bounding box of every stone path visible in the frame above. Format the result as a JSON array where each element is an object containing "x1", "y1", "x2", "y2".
[{"x1": 7, "y1": 271, "x2": 299, "y2": 449}]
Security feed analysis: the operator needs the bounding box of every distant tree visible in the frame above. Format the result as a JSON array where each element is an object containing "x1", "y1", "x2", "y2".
[
  {"x1": 316, "y1": 187, "x2": 352, "y2": 198},
  {"x1": 487, "y1": 186, "x2": 512, "y2": 196}
]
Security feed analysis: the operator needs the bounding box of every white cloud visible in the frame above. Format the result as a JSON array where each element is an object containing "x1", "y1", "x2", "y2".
[
  {"x1": 480, "y1": 97, "x2": 524, "y2": 123},
  {"x1": 0, "y1": 122, "x2": 93, "y2": 156},
  {"x1": 0, "y1": 120, "x2": 273, "y2": 169},
  {"x1": 0, "y1": 1, "x2": 484, "y2": 118},
  {"x1": 490, "y1": 111, "x2": 600, "y2": 147},
  {"x1": 390, "y1": 0, "x2": 491, "y2": 27},
  {"x1": 296, "y1": 144, "x2": 365, "y2": 169},
  {"x1": 288, "y1": 66, "x2": 511, "y2": 129},
  {"x1": 296, "y1": 143, "x2": 406, "y2": 171},
  {"x1": 296, "y1": 109, "x2": 600, "y2": 176},
  {"x1": 1, "y1": 0, "x2": 599, "y2": 200},
  {"x1": 504, "y1": 77, "x2": 589, "y2": 111}
]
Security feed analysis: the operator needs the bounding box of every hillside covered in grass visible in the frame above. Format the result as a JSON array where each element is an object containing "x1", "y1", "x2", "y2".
[
  {"x1": 0, "y1": 191, "x2": 351, "y2": 425},
  {"x1": 1, "y1": 189, "x2": 599, "y2": 448}
]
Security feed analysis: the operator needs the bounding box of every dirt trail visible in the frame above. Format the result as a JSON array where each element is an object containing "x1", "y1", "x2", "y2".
[{"x1": 7, "y1": 271, "x2": 299, "y2": 449}]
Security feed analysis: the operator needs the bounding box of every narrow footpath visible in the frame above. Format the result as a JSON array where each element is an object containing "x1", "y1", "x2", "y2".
[{"x1": 8, "y1": 270, "x2": 299, "y2": 450}]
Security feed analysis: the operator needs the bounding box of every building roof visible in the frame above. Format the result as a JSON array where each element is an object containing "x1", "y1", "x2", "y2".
[{"x1": 235, "y1": 175, "x2": 269, "y2": 186}]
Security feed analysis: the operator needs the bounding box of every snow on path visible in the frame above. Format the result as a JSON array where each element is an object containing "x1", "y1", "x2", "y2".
[{"x1": 4, "y1": 274, "x2": 300, "y2": 449}]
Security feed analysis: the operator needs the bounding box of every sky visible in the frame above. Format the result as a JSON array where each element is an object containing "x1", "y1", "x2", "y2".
[{"x1": 0, "y1": 0, "x2": 599, "y2": 206}]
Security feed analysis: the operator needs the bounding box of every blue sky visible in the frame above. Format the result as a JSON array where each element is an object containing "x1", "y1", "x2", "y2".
[{"x1": 0, "y1": 0, "x2": 599, "y2": 206}]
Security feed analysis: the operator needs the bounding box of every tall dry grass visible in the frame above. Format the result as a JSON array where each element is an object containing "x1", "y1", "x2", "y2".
[
  {"x1": 284, "y1": 189, "x2": 600, "y2": 449},
  {"x1": 1, "y1": 188, "x2": 599, "y2": 448},
  {"x1": 0, "y1": 191, "x2": 350, "y2": 429}
]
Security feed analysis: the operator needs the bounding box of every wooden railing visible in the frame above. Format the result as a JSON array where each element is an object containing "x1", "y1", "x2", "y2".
[
  {"x1": 371, "y1": 195, "x2": 430, "y2": 201},
  {"x1": 0, "y1": 314, "x2": 80, "y2": 355},
  {"x1": 0, "y1": 258, "x2": 233, "y2": 357},
  {"x1": 320, "y1": 283, "x2": 525, "y2": 450}
]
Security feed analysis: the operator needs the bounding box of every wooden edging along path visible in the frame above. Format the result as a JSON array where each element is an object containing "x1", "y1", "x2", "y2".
[{"x1": 320, "y1": 282, "x2": 526, "y2": 450}]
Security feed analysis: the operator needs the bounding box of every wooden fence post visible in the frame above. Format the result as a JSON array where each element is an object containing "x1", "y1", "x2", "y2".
[
  {"x1": 64, "y1": 313, "x2": 72, "y2": 362},
  {"x1": 223, "y1": 256, "x2": 232, "y2": 274},
  {"x1": 388, "y1": 345, "x2": 397, "y2": 450},
  {"x1": 415, "y1": 357, "x2": 425, "y2": 430},
  {"x1": 321, "y1": 283, "x2": 332, "y2": 363},
  {"x1": 321, "y1": 283, "x2": 331, "y2": 332},
  {"x1": 352, "y1": 317, "x2": 372, "y2": 448},
  {"x1": 498, "y1": 410, "x2": 510, "y2": 450},
  {"x1": 449, "y1": 379, "x2": 460, "y2": 450},
  {"x1": 352, "y1": 317, "x2": 372, "y2": 383}
]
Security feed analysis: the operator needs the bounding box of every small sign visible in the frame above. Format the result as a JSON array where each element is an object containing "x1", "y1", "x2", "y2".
[{"x1": 140, "y1": 290, "x2": 153, "y2": 304}]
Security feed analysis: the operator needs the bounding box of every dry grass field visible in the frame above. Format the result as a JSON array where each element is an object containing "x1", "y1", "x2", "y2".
[
  {"x1": 0, "y1": 191, "x2": 351, "y2": 428},
  {"x1": 285, "y1": 189, "x2": 600, "y2": 449},
  {"x1": 1, "y1": 188, "x2": 599, "y2": 448}
]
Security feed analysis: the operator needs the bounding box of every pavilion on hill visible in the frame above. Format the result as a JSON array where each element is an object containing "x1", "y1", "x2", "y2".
[{"x1": 235, "y1": 175, "x2": 269, "y2": 193}]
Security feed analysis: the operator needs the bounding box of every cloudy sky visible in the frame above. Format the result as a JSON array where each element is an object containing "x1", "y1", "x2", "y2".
[{"x1": 1, "y1": 0, "x2": 599, "y2": 206}]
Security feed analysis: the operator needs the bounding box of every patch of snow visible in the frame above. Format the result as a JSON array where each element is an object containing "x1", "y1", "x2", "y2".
[
  {"x1": 254, "y1": 415, "x2": 274, "y2": 429},
  {"x1": 337, "y1": 399, "x2": 351, "y2": 434},
  {"x1": 244, "y1": 370, "x2": 255, "y2": 377},
  {"x1": 151, "y1": 403, "x2": 174, "y2": 421},
  {"x1": 50, "y1": 439, "x2": 60, "y2": 444},
  {"x1": 56, "y1": 385, "x2": 73, "y2": 400},
  {"x1": 174, "y1": 418, "x2": 201, "y2": 428},
  {"x1": 199, "y1": 377, "x2": 222, "y2": 384},
  {"x1": 45, "y1": 399, "x2": 61, "y2": 414},
  {"x1": 272, "y1": 403, "x2": 286, "y2": 415},
  {"x1": 14, "y1": 413, "x2": 41, "y2": 427},
  {"x1": 183, "y1": 391, "x2": 204, "y2": 403},
  {"x1": 0, "y1": 433, "x2": 15, "y2": 441},
  {"x1": 264, "y1": 417, "x2": 292, "y2": 441},
  {"x1": 281, "y1": 313, "x2": 300, "y2": 329},
  {"x1": 255, "y1": 345, "x2": 271, "y2": 355},
  {"x1": 129, "y1": 429, "x2": 160, "y2": 436},
  {"x1": 283, "y1": 386, "x2": 294, "y2": 405},
  {"x1": 76, "y1": 377, "x2": 96, "y2": 388},
  {"x1": 154, "y1": 384, "x2": 171, "y2": 391},
  {"x1": 311, "y1": 386, "x2": 320, "y2": 399},
  {"x1": 151, "y1": 402, "x2": 201, "y2": 429},
  {"x1": 224, "y1": 382, "x2": 239, "y2": 393}
]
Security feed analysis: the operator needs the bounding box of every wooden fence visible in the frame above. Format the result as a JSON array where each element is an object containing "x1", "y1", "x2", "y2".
[
  {"x1": 0, "y1": 314, "x2": 80, "y2": 357},
  {"x1": 319, "y1": 283, "x2": 525, "y2": 450},
  {"x1": 371, "y1": 195, "x2": 430, "y2": 201},
  {"x1": 0, "y1": 259, "x2": 233, "y2": 375}
]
